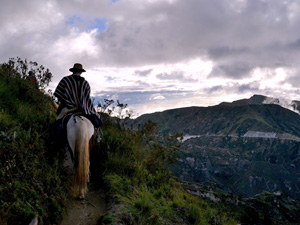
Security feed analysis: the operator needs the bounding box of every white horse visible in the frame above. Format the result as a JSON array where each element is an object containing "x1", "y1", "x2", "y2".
[{"x1": 66, "y1": 114, "x2": 94, "y2": 199}]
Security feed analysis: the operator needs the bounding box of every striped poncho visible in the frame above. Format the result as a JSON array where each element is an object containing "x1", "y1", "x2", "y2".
[{"x1": 54, "y1": 74, "x2": 99, "y2": 119}]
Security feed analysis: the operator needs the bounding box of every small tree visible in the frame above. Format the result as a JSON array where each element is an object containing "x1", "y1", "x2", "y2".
[
  {"x1": 97, "y1": 99, "x2": 114, "y2": 114},
  {"x1": 97, "y1": 99, "x2": 133, "y2": 119},
  {"x1": 1, "y1": 57, "x2": 52, "y2": 90}
]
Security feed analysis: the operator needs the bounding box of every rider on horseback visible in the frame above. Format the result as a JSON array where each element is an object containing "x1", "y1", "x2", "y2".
[{"x1": 53, "y1": 63, "x2": 102, "y2": 142}]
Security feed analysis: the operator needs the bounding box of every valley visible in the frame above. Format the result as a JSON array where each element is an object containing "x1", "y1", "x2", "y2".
[{"x1": 132, "y1": 94, "x2": 300, "y2": 224}]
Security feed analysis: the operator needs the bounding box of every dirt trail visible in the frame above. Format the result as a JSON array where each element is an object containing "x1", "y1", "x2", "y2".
[{"x1": 60, "y1": 186, "x2": 106, "y2": 225}]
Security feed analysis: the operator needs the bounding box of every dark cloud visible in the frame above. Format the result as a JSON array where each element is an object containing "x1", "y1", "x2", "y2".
[
  {"x1": 287, "y1": 38, "x2": 300, "y2": 50},
  {"x1": 2, "y1": 0, "x2": 300, "y2": 74},
  {"x1": 93, "y1": 0, "x2": 300, "y2": 69},
  {"x1": 156, "y1": 71, "x2": 198, "y2": 83},
  {"x1": 287, "y1": 72, "x2": 300, "y2": 88},
  {"x1": 206, "y1": 85, "x2": 223, "y2": 94},
  {"x1": 205, "y1": 82, "x2": 260, "y2": 95},
  {"x1": 238, "y1": 84, "x2": 259, "y2": 93},
  {"x1": 156, "y1": 71, "x2": 184, "y2": 80},
  {"x1": 209, "y1": 62, "x2": 253, "y2": 79},
  {"x1": 207, "y1": 47, "x2": 249, "y2": 60},
  {"x1": 134, "y1": 68, "x2": 153, "y2": 77}
]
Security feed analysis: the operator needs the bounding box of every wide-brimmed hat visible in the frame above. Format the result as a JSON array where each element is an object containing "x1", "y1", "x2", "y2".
[{"x1": 69, "y1": 63, "x2": 86, "y2": 72}]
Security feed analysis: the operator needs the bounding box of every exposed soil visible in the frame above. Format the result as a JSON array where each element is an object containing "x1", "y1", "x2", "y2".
[{"x1": 60, "y1": 185, "x2": 106, "y2": 225}]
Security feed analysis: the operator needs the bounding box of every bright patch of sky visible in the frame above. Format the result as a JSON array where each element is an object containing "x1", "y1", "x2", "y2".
[
  {"x1": 66, "y1": 16, "x2": 107, "y2": 32},
  {"x1": 88, "y1": 18, "x2": 107, "y2": 32}
]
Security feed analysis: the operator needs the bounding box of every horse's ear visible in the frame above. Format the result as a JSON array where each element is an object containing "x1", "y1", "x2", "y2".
[
  {"x1": 50, "y1": 99, "x2": 58, "y2": 111},
  {"x1": 53, "y1": 101, "x2": 59, "y2": 111}
]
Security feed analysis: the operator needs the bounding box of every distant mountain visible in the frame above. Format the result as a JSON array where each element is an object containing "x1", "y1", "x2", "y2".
[
  {"x1": 134, "y1": 95, "x2": 300, "y2": 138},
  {"x1": 133, "y1": 94, "x2": 300, "y2": 201},
  {"x1": 220, "y1": 94, "x2": 300, "y2": 114}
]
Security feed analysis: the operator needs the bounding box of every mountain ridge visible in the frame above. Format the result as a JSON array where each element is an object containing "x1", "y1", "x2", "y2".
[
  {"x1": 134, "y1": 95, "x2": 300, "y2": 139},
  {"x1": 219, "y1": 94, "x2": 300, "y2": 114}
]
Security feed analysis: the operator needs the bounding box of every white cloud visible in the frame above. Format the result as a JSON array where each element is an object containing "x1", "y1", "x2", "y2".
[
  {"x1": 1, "y1": 0, "x2": 300, "y2": 115},
  {"x1": 151, "y1": 94, "x2": 165, "y2": 100}
]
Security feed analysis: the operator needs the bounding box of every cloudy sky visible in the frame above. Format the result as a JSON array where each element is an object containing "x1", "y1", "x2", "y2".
[{"x1": 1, "y1": 0, "x2": 300, "y2": 116}]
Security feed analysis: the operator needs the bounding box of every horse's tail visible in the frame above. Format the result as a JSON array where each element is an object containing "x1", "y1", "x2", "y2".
[{"x1": 72, "y1": 120, "x2": 90, "y2": 198}]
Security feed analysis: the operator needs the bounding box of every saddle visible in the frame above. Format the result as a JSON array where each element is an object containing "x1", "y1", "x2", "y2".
[
  {"x1": 57, "y1": 107, "x2": 102, "y2": 128},
  {"x1": 49, "y1": 108, "x2": 102, "y2": 155},
  {"x1": 49, "y1": 113, "x2": 73, "y2": 146}
]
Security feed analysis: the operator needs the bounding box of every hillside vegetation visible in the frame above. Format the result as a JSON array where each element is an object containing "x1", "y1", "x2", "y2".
[
  {"x1": 94, "y1": 116, "x2": 236, "y2": 224},
  {"x1": 0, "y1": 58, "x2": 237, "y2": 224},
  {"x1": 0, "y1": 58, "x2": 69, "y2": 224}
]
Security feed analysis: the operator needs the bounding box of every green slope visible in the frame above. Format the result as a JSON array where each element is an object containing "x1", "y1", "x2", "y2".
[
  {"x1": 0, "y1": 60, "x2": 68, "y2": 224},
  {"x1": 134, "y1": 103, "x2": 300, "y2": 137}
]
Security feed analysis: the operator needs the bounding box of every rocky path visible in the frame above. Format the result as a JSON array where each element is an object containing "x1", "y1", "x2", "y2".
[{"x1": 60, "y1": 186, "x2": 106, "y2": 225}]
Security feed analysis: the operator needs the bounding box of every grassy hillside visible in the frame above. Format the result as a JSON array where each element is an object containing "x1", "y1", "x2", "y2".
[{"x1": 0, "y1": 59, "x2": 69, "y2": 224}]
